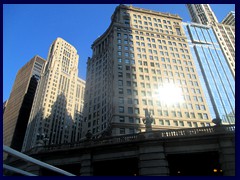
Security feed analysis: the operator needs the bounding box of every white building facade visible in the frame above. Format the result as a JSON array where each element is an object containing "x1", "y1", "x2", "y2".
[{"x1": 22, "y1": 38, "x2": 85, "y2": 151}]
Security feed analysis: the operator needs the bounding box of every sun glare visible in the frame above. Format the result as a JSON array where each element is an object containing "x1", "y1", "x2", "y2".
[{"x1": 157, "y1": 83, "x2": 184, "y2": 105}]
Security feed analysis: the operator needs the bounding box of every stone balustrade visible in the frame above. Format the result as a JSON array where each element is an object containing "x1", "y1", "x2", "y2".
[{"x1": 25, "y1": 125, "x2": 235, "y2": 155}]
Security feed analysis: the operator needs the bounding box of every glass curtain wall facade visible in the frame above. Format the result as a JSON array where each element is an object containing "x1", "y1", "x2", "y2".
[
  {"x1": 183, "y1": 22, "x2": 235, "y2": 124},
  {"x1": 186, "y1": 4, "x2": 235, "y2": 78}
]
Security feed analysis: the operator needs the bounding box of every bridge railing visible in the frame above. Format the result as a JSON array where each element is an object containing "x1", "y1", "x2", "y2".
[
  {"x1": 26, "y1": 125, "x2": 235, "y2": 154},
  {"x1": 3, "y1": 145, "x2": 76, "y2": 176}
]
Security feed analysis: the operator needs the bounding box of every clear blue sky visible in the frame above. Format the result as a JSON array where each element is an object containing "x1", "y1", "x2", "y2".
[{"x1": 3, "y1": 4, "x2": 235, "y2": 102}]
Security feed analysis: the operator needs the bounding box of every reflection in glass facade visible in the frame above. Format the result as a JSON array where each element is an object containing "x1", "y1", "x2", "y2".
[{"x1": 183, "y1": 22, "x2": 235, "y2": 124}]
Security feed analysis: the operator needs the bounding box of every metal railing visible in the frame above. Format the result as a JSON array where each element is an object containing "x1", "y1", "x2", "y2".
[
  {"x1": 26, "y1": 125, "x2": 235, "y2": 155},
  {"x1": 3, "y1": 145, "x2": 76, "y2": 176}
]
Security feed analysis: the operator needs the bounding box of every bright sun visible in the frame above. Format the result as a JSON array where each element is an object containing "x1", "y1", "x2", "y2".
[{"x1": 157, "y1": 83, "x2": 184, "y2": 105}]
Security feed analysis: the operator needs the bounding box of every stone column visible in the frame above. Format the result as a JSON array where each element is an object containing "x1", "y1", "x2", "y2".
[
  {"x1": 138, "y1": 144, "x2": 169, "y2": 176},
  {"x1": 80, "y1": 153, "x2": 93, "y2": 176},
  {"x1": 219, "y1": 138, "x2": 235, "y2": 176}
]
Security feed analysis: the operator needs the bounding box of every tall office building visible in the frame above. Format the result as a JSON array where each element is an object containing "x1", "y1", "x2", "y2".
[
  {"x1": 186, "y1": 4, "x2": 218, "y2": 25},
  {"x1": 211, "y1": 22, "x2": 235, "y2": 77},
  {"x1": 82, "y1": 5, "x2": 213, "y2": 138},
  {"x1": 22, "y1": 38, "x2": 85, "y2": 152},
  {"x1": 183, "y1": 22, "x2": 235, "y2": 124},
  {"x1": 3, "y1": 55, "x2": 46, "y2": 152},
  {"x1": 186, "y1": 4, "x2": 235, "y2": 77},
  {"x1": 222, "y1": 11, "x2": 235, "y2": 26}
]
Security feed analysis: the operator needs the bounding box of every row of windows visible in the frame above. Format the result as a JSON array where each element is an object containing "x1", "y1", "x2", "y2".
[
  {"x1": 118, "y1": 106, "x2": 208, "y2": 119},
  {"x1": 132, "y1": 19, "x2": 173, "y2": 29},
  {"x1": 133, "y1": 25, "x2": 176, "y2": 34},
  {"x1": 116, "y1": 28, "x2": 186, "y2": 42},
  {"x1": 118, "y1": 97, "x2": 205, "y2": 109},
  {"x1": 118, "y1": 64, "x2": 197, "y2": 78},
  {"x1": 118, "y1": 77, "x2": 199, "y2": 88},
  {"x1": 117, "y1": 58, "x2": 192, "y2": 70},
  {"x1": 117, "y1": 33, "x2": 187, "y2": 47},
  {"x1": 139, "y1": 64, "x2": 193, "y2": 75},
  {"x1": 117, "y1": 49, "x2": 190, "y2": 64},
  {"x1": 135, "y1": 45, "x2": 189, "y2": 53},
  {"x1": 132, "y1": 14, "x2": 180, "y2": 26},
  {"x1": 122, "y1": 78, "x2": 200, "y2": 96},
  {"x1": 118, "y1": 88, "x2": 204, "y2": 104},
  {"x1": 130, "y1": 57, "x2": 193, "y2": 66}
]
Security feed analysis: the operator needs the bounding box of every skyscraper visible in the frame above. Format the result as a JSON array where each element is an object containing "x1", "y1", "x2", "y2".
[
  {"x1": 82, "y1": 5, "x2": 213, "y2": 138},
  {"x1": 186, "y1": 4, "x2": 235, "y2": 77},
  {"x1": 186, "y1": 4, "x2": 218, "y2": 25},
  {"x1": 183, "y1": 22, "x2": 235, "y2": 124},
  {"x1": 22, "y1": 38, "x2": 85, "y2": 152},
  {"x1": 3, "y1": 55, "x2": 46, "y2": 152},
  {"x1": 221, "y1": 11, "x2": 235, "y2": 26}
]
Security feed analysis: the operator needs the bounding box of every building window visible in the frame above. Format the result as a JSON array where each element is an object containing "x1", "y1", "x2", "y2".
[
  {"x1": 179, "y1": 121, "x2": 184, "y2": 126},
  {"x1": 129, "y1": 117, "x2": 134, "y2": 123},
  {"x1": 157, "y1": 119, "x2": 163, "y2": 125},
  {"x1": 119, "y1": 106, "x2": 124, "y2": 113},
  {"x1": 120, "y1": 128, "x2": 125, "y2": 134},
  {"x1": 118, "y1": 58, "x2": 122, "y2": 63},
  {"x1": 187, "y1": 122, "x2": 192, "y2": 127},
  {"x1": 134, "y1": 99, "x2": 139, "y2": 105},
  {"x1": 129, "y1": 128, "x2": 134, "y2": 134},
  {"x1": 135, "y1": 108, "x2": 140, "y2": 114},
  {"x1": 119, "y1": 97, "x2": 124, "y2": 104},
  {"x1": 157, "y1": 110, "x2": 162, "y2": 116},
  {"x1": 136, "y1": 118, "x2": 140, "y2": 124},
  {"x1": 126, "y1": 81, "x2": 131, "y2": 86},
  {"x1": 193, "y1": 122, "x2": 198, "y2": 127},
  {"x1": 201, "y1": 105, "x2": 206, "y2": 110},
  {"x1": 119, "y1": 88, "x2": 123, "y2": 94},
  {"x1": 164, "y1": 110, "x2": 169, "y2": 116},
  {"x1": 190, "y1": 112, "x2": 195, "y2": 118},
  {"x1": 173, "y1": 121, "x2": 178, "y2": 126},
  {"x1": 118, "y1": 80, "x2": 123, "y2": 86},
  {"x1": 133, "y1": 90, "x2": 138, "y2": 96},
  {"x1": 127, "y1": 98, "x2": 132, "y2": 104},
  {"x1": 203, "y1": 113, "x2": 208, "y2": 119},
  {"x1": 198, "y1": 113, "x2": 203, "y2": 119},
  {"x1": 119, "y1": 116, "x2": 125, "y2": 122},
  {"x1": 165, "y1": 120, "x2": 170, "y2": 125},
  {"x1": 126, "y1": 107, "x2": 132, "y2": 114},
  {"x1": 127, "y1": 89, "x2": 132, "y2": 95}
]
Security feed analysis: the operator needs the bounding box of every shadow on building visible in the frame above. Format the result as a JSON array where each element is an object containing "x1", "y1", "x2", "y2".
[{"x1": 10, "y1": 75, "x2": 38, "y2": 152}]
